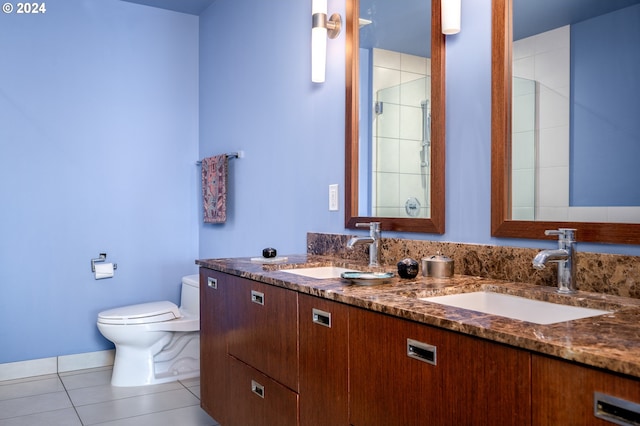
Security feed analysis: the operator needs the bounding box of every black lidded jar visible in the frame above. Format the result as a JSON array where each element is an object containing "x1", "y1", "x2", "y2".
[{"x1": 397, "y1": 258, "x2": 419, "y2": 279}]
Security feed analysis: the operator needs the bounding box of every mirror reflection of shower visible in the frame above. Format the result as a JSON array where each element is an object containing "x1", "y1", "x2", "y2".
[{"x1": 371, "y1": 60, "x2": 431, "y2": 218}]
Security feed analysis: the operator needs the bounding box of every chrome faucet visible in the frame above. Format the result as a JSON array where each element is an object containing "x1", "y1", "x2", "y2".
[
  {"x1": 347, "y1": 222, "x2": 381, "y2": 267},
  {"x1": 532, "y1": 228, "x2": 577, "y2": 294}
]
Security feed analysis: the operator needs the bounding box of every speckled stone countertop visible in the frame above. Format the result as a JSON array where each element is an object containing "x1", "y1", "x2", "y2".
[{"x1": 196, "y1": 254, "x2": 640, "y2": 380}]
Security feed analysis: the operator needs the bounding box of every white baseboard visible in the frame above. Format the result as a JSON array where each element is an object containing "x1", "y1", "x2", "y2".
[
  {"x1": 0, "y1": 350, "x2": 115, "y2": 382},
  {"x1": 58, "y1": 349, "x2": 115, "y2": 373},
  {"x1": 0, "y1": 357, "x2": 57, "y2": 382}
]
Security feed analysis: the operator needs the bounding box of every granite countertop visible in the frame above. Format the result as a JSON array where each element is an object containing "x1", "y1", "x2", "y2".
[{"x1": 196, "y1": 254, "x2": 640, "y2": 379}]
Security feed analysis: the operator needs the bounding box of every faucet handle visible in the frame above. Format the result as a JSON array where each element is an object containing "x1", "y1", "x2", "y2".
[
  {"x1": 355, "y1": 222, "x2": 381, "y2": 237},
  {"x1": 356, "y1": 222, "x2": 380, "y2": 229},
  {"x1": 545, "y1": 228, "x2": 576, "y2": 241}
]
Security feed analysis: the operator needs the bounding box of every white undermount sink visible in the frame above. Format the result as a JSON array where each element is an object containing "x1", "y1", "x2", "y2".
[
  {"x1": 280, "y1": 266, "x2": 360, "y2": 279},
  {"x1": 421, "y1": 291, "x2": 612, "y2": 325}
]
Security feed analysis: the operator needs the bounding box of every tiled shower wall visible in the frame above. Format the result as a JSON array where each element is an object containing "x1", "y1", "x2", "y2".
[
  {"x1": 511, "y1": 76, "x2": 537, "y2": 220},
  {"x1": 513, "y1": 25, "x2": 571, "y2": 221},
  {"x1": 371, "y1": 48, "x2": 431, "y2": 218}
]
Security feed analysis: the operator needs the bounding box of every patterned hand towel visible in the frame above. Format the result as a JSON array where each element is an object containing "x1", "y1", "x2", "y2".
[{"x1": 202, "y1": 154, "x2": 228, "y2": 223}]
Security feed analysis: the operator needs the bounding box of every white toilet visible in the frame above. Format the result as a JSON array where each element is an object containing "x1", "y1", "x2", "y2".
[{"x1": 97, "y1": 274, "x2": 200, "y2": 387}]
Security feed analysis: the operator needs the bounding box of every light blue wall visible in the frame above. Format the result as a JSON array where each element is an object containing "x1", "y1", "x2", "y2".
[
  {"x1": 198, "y1": 0, "x2": 347, "y2": 258},
  {"x1": 0, "y1": 0, "x2": 199, "y2": 363}
]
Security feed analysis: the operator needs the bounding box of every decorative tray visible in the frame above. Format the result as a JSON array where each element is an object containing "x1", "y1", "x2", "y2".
[{"x1": 340, "y1": 271, "x2": 395, "y2": 286}]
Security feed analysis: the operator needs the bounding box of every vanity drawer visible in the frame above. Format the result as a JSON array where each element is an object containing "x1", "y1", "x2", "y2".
[
  {"x1": 227, "y1": 277, "x2": 299, "y2": 391},
  {"x1": 228, "y1": 356, "x2": 298, "y2": 426},
  {"x1": 533, "y1": 354, "x2": 640, "y2": 425},
  {"x1": 349, "y1": 306, "x2": 530, "y2": 426}
]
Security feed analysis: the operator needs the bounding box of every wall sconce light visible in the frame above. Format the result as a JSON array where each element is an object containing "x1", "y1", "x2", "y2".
[
  {"x1": 311, "y1": 0, "x2": 342, "y2": 83},
  {"x1": 441, "y1": 0, "x2": 461, "y2": 35}
]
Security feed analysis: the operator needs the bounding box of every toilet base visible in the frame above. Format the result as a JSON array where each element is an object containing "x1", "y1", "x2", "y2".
[{"x1": 110, "y1": 331, "x2": 200, "y2": 387}]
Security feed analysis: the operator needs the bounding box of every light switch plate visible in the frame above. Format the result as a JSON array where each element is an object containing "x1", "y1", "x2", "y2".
[{"x1": 329, "y1": 184, "x2": 339, "y2": 211}]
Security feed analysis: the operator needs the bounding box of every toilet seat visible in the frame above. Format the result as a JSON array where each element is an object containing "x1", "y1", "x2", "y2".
[{"x1": 98, "y1": 301, "x2": 182, "y2": 325}]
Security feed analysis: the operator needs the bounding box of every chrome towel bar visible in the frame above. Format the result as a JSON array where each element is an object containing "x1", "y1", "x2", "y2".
[{"x1": 196, "y1": 151, "x2": 243, "y2": 165}]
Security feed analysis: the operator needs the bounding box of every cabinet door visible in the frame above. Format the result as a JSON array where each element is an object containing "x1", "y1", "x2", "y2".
[
  {"x1": 199, "y1": 269, "x2": 230, "y2": 425},
  {"x1": 349, "y1": 307, "x2": 530, "y2": 426},
  {"x1": 299, "y1": 295, "x2": 349, "y2": 426},
  {"x1": 533, "y1": 354, "x2": 640, "y2": 425},
  {"x1": 227, "y1": 278, "x2": 299, "y2": 391},
  {"x1": 483, "y1": 337, "x2": 531, "y2": 425},
  {"x1": 228, "y1": 356, "x2": 299, "y2": 426}
]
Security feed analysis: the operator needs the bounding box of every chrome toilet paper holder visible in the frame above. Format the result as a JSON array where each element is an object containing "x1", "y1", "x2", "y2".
[{"x1": 91, "y1": 253, "x2": 118, "y2": 272}]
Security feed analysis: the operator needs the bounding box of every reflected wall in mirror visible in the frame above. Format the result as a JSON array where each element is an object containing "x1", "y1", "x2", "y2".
[
  {"x1": 346, "y1": 0, "x2": 445, "y2": 233},
  {"x1": 491, "y1": 0, "x2": 640, "y2": 244}
]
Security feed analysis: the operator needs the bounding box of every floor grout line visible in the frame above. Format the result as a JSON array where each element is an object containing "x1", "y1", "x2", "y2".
[{"x1": 57, "y1": 371, "x2": 85, "y2": 426}]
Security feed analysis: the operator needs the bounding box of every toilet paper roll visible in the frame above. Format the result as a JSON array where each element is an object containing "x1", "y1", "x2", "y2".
[{"x1": 95, "y1": 262, "x2": 114, "y2": 280}]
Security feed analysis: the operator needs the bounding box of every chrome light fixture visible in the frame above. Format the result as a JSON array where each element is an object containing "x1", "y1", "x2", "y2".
[
  {"x1": 441, "y1": 0, "x2": 461, "y2": 35},
  {"x1": 311, "y1": 0, "x2": 342, "y2": 83}
]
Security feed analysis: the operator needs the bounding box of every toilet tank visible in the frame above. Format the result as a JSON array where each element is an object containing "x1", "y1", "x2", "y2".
[{"x1": 180, "y1": 274, "x2": 200, "y2": 318}]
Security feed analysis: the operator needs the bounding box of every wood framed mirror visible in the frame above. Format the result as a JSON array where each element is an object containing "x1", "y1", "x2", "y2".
[
  {"x1": 491, "y1": 0, "x2": 640, "y2": 244},
  {"x1": 345, "y1": 0, "x2": 446, "y2": 233}
]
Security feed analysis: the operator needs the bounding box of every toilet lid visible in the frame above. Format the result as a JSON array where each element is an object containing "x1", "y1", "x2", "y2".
[{"x1": 98, "y1": 301, "x2": 182, "y2": 325}]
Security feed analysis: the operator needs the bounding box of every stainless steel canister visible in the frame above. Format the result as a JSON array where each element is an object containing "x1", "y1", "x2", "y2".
[{"x1": 422, "y1": 253, "x2": 454, "y2": 278}]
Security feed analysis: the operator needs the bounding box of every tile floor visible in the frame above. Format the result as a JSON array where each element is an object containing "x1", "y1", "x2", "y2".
[{"x1": 0, "y1": 367, "x2": 219, "y2": 426}]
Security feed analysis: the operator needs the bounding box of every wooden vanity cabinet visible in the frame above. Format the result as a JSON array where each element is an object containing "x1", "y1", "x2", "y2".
[
  {"x1": 298, "y1": 294, "x2": 349, "y2": 425},
  {"x1": 532, "y1": 354, "x2": 640, "y2": 425},
  {"x1": 205, "y1": 268, "x2": 640, "y2": 426},
  {"x1": 349, "y1": 307, "x2": 531, "y2": 426}
]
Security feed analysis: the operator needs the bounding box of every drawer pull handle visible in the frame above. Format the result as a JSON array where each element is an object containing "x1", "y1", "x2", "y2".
[
  {"x1": 251, "y1": 290, "x2": 264, "y2": 305},
  {"x1": 251, "y1": 380, "x2": 265, "y2": 399},
  {"x1": 594, "y1": 392, "x2": 640, "y2": 425},
  {"x1": 207, "y1": 277, "x2": 217, "y2": 289},
  {"x1": 312, "y1": 308, "x2": 332, "y2": 328},
  {"x1": 407, "y1": 338, "x2": 437, "y2": 365}
]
